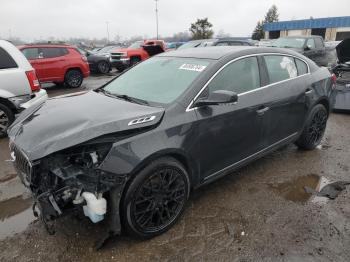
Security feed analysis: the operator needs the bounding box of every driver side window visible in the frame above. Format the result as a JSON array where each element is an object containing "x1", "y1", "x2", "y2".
[{"x1": 207, "y1": 57, "x2": 260, "y2": 95}]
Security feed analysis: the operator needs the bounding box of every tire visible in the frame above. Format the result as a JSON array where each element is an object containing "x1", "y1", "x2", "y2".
[
  {"x1": 115, "y1": 65, "x2": 125, "y2": 72},
  {"x1": 64, "y1": 69, "x2": 83, "y2": 88},
  {"x1": 129, "y1": 57, "x2": 141, "y2": 67},
  {"x1": 0, "y1": 103, "x2": 15, "y2": 138},
  {"x1": 295, "y1": 104, "x2": 328, "y2": 150},
  {"x1": 97, "y1": 61, "x2": 110, "y2": 74},
  {"x1": 121, "y1": 157, "x2": 190, "y2": 239}
]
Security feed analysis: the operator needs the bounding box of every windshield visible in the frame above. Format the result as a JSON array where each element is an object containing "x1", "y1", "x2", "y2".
[
  {"x1": 177, "y1": 40, "x2": 216, "y2": 50},
  {"x1": 103, "y1": 57, "x2": 211, "y2": 105},
  {"x1": 272, "y1": 37, "x2": 306, "y2": 48},
  {"x1": 128, "y1": 41, "x2": 143, "y2": 49}
]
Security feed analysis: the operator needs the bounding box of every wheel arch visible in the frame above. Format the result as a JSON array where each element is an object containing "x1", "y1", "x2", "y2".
[
  {"x1": 315, "y1": 97, "x2": 330, "y2": 115},
  {"x1": 65, "y1": 67, "x2": 83, "y2": 76},
  {"x1": 127, "y1": 149, "x2": 198, "y2": 189}
]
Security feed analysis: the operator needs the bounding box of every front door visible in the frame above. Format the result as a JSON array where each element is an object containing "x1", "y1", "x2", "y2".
[{"x1": 192, "y1": 56, "x2": 267, "y2": 180}]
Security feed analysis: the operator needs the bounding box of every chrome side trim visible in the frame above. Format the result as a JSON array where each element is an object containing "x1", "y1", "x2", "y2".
[
  {"x1": 203, "y1": 132, "x2": 298, "y2": 181},
  {"x1": 128, "y1": 115, "x2": 156, "y2": 126},
  {"x1": 186, "y1": 52, "x2": 311, "y2": 112}
]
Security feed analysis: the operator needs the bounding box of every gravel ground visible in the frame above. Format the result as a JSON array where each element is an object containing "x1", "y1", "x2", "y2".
[{"x1": 0, "y1": 72, "x2": 349, "y2": 262}]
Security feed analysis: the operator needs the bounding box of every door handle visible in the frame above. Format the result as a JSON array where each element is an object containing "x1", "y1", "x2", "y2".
[
  {"x1": 305, "y1": 89, "x2": 314, "y2": 95},
  {"x1": 256, "y1": 106, "x2": 270, "y2": 116}
]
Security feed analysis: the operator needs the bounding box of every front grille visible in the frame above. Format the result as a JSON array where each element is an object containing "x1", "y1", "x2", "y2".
[
  {"x1": 110, "y1": 53, "x2": 123, "y2": 60},
  {"x1": 11, "y1": 144, "x2": 32, "y2": 186}
]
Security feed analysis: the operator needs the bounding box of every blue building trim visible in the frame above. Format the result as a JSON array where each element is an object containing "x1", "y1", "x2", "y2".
[{"x1": 264, "y1": 16, "x2": 350, "y2": 31}]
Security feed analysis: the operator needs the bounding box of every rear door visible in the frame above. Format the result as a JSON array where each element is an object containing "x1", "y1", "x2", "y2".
[
  {"x1": 193, "y1": 56, "x2": 266, "y2": 180},
  {"x1": 260, "y1": 55, "x2": 310, "y2": 146}
]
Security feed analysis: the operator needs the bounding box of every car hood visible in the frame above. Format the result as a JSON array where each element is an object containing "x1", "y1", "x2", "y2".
[
  {"x1": 8, "y1": 91, "x2": 164, "y2": 160},
  {"x1": 336, "y1": 38, "x2": 350, "y2": 63},
  {"x1": 111, "y1": 48, "x2": 138, "y2": 53}
]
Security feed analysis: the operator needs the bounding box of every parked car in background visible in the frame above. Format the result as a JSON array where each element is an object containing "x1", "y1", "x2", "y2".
[
  {"x1": 18, "y1": 43, "x2": 90, "y2": 88},
  {"x1": 332, "y1": 38, "x2": 350, "y2": 111},
  {"x1": 258, "y1": 39, "x2": 274, "y2": 47},
  {"x1": 214, "y1": 38, "x2": 253, "y2": 46},
  {"x1": 0, "y1": 40, "x2": 47, "y2": 136},
  {"x1": 271, "y1": 36, "x2": 328, "y2": 66},
  {"x1": 77, "y1": 48, "x2": 111, "y2": 74},
  {"x1": 110, "y1": 40, "x2": 166, "y2": 72},
  {"x1": 178, "y1": 38, "x2": 253, "y2": 50},
  {"x1": 9, "y1": 46, "x2": 334, "y2": 240}
]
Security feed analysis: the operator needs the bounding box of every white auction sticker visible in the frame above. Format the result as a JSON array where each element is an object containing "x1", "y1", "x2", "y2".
[{"x1": 179, "y1": 64, "x2": 207, "y2": 72}]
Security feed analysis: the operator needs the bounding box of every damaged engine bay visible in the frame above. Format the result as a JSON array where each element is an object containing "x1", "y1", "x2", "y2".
[{"x1": 10, "y1": 134, "x2": 129, "y2": 242}]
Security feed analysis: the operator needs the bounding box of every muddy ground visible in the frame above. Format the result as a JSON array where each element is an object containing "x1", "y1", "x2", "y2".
[{"x1": 0, "y1": 72, "x2": 350, "y2": 262}]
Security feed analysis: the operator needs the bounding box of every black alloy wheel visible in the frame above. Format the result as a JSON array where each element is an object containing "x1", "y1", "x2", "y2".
[
  {"x1": 123, "y1": 158, "x2": 189, "y2": 238},
  {"x1": 295, "y1": 104, "x2": 328, "y2": 150},
  {"x1": 97, "y1": 61, "x2": 110, "y2": 74},
  {"x1": 0, "y1": 103, "x2": 14, "y2": 138},
  {"x1": 64, "y1": 69, "x2": 83, "y2": 88}
]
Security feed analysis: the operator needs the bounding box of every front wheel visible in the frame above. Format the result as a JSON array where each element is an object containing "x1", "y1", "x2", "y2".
[
  {"x1": 295, "y1": 104, "x2": 328, "y2": 150},
  {"x1": 64, "y1": 69, "x2": 83, "y2": 88},
  {"x1": 97, "y1": 61, "x2": 110, "y2": 74},
  {"x1": 122, "y1": 157, "x2": 190, "y2": 239}
]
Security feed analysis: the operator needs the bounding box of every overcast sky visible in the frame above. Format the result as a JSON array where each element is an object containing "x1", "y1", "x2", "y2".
[{"x1": 0, "y1": 0, "x2": 349, "y2": 41}]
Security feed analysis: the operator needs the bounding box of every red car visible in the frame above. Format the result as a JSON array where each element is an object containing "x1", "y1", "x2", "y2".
[
  {"x1": 18, "y1": 44, "x2": 90, "y2": 88},
  {"x1": 110, "y1": 40, "x2": 166, "y2": 71}
]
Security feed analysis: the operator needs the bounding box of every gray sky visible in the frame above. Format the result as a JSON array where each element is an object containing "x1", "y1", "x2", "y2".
[{"x1": 1, "y1": 0, "x2": 349, "y2": 41}]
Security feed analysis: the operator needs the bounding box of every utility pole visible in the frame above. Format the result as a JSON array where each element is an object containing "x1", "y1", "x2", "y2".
[
  {"x1": 106, "y1": 21, "x2": 110, "y2": 44},
  {"x1": 155, "y1": 0, "x2": 159, "y2": 39}
]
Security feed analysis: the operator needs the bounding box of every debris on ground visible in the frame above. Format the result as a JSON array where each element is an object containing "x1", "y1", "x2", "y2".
[{"x1": 304, "y1": 181, "x2": 350, "y2": 199}]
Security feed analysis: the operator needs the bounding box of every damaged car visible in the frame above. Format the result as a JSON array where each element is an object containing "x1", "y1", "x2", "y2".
[
  {"x1": 8, "y1": 46, "x2": 334, "y2": 241},
  {"x1": 332, "y1": 38, "x2": 350, "y2": 112}
]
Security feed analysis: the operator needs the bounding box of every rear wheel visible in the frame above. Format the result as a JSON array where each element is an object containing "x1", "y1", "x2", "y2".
[
  {"x1": 97, "y1": 61, "x2": 110, "y2": 74},
  {"x1": 0, "y1": 103, "x2": 15, "y2": 138},
  {"x1": 122, "y1": 157, "x2": 190, "y2": 238},
  {"x1": 295, "y1": 104, "x2": 328, "y2": 150},
  {"x1": 64, "y1": 69, "x2": 83, "y2": 88}
]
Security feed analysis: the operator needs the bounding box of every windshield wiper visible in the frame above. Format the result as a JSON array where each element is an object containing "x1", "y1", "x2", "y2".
[
  {"x1": 98, "y1": 89, "x2": 149, "y2": 105},
  {"x1": 115, "y1": 94, "x2": 149, "y2": 105}
]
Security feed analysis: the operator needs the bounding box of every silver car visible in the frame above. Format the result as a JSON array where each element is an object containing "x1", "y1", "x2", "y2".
[{"x1": 0, "y1": 40, "x2": 47, "y2": 136}]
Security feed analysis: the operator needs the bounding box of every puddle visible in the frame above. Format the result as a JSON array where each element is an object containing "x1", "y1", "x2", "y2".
[
  {"x1": 269, "y1": 174, "x2": 323, "y2": 203},
  {"x1": 0, "y1": 195, "x2": 36, "y2": 240}
]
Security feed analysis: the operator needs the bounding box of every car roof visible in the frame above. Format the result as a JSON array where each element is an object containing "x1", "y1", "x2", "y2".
[
  {"x1": 158, "y1": 46, "x2": 310, "y2": 60},
  {"x1": 18, "y1": 44, "x2": 73, "y2": 48},
  {"x1": 279, "y1": 35, "x2": 322, "y2": 39}
]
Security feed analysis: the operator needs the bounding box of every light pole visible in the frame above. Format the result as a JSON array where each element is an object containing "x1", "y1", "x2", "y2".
[
  {"x1": 106, "y1": 21, "x2": 110, "y2": 44},
  {"x1": 155, "y1": 0, "x2": 159, "y2": 39}
]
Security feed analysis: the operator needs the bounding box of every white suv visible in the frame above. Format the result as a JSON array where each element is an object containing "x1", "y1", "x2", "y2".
[{"x1": 0, "y1": 40, "x2": 47, "y2": 136}]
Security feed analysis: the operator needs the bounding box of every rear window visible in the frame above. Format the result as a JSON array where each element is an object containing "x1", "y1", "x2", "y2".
[
  {"x1": 295, "y1": 58, "x2": 308, "y2": 76},
  {"x1": 0, "y1": 47, "x2": 17, "y2": 69},
  {"x1": 264, "y1": 55, "x2": 298, "y2": 84}
]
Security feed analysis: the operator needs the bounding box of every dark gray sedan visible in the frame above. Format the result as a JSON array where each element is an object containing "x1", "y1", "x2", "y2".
[{"x1": 8, "y1": 46, "x2": 334, "y2": 242}]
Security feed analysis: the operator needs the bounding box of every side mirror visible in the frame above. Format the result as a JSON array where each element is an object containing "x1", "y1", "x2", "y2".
[{"x1": 194, "y1": 90, "x2": 238, "y2": 107}]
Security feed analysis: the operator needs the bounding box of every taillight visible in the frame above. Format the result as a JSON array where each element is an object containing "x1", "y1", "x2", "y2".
[
  {"x1": 25, "y1": 70, "x2": 41, "y2": 92},
  {"x1": 81, "y1": 55, "x2": 88, "y2": 62},
  {"x1": 331, "y1": 73, "x2": 337, "y2": 89}
]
